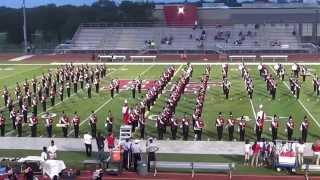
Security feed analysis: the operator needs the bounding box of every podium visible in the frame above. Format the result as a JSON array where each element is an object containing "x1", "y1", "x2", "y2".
[{"x1": 119, "y1": 125, "x2": 132, "y2": 142}]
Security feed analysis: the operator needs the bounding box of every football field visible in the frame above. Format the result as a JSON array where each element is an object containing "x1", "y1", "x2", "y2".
[{"x1": 1, "y1": 62, "x2": 320, "y2": 142}]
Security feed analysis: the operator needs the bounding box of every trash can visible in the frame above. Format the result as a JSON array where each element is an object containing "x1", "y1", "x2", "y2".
[{"x1": 137, "y1": 161, "x2": 148, "y2": 176}]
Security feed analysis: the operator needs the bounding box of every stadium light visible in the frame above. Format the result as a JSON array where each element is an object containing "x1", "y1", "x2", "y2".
[{"x1": 22, "y1": 0, "x2": 28, "y2": 54}]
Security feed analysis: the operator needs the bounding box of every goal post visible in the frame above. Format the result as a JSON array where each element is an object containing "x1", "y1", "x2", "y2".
[
  {"x1": 228, "y1": 55, "x2": 257, "y2": 62},
  {"x1": 260, "y1": 55, "x2": 288, "y2": 62}
]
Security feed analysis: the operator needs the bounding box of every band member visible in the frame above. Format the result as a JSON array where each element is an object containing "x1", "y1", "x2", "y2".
[
  {"x1": 59, "y1": 85, "x2": 64, "y2": 102},
  {"x1": 50, "y1": 89, "x2": 55, "y2": 106},
  {"x1": 73, "y1": 77, "x2": 78, "y2": 93},
  {"x1": 222, "y1": 78, "x2": 231, "y2": 99},
  {"x1": 181, "y1": 113, "x2": 189, "y2": 141},
  {"x1": 31, "y1": 77, "x2": 37, "y2": 94},
  {"x1": 256, "y1": 116, "x2": 263, "y2": 141},
  {"x1": 106, "y1": 110, "x2": 113, "y2": 133},
  {"x1": 194, "y1": 118, "x2": 203, "y2": 141},
  {"x1": 0, "y1": 112, "x2": 5, "y2": 136},
  {"x1": 157, "y1": 115, "x2": 165, "y2": 140},
  {"x1": 301, "y1": 65, "x2": 307, "y2": 82},
  {"x1": 32, "y1": 97, "x2": 37, "y2": 116},
  {"x1": 2, "y1": 86, "x2": 9, "y2": 106},
  {"x1": 131, "y1": 80, "x2": 136, "y2": 99},
  {"x1": 72, "y1": 112, "x2": 80, "y2": 138},
  {"x1": 222, "y1": 63, "x2": 229, "y2": 78},
  {"x1": 137, "y1": 78, "x2": 142, "y2": 94},
  {"x1": 16, "y1": 112, "x2": 23, "y2": 137},
  {"x1": 292, "y1": 63, "x2": 299, "y2": 78},
  {"x1": 286, "y1": 116, "x2": 295, "y2": 141},
  {"x1": 170, "y1": 115, "x2": 178, "y2": 140},
  {"x1": 139, "y1": 113, "x2": 145, "y2": 139},
  {"x1": 294, "y1": 80, "x2": 301, "y2": 99},
  {"x1": 271, "y1": 114, "x2": 279, "y2": 141},
  {"x1": 22, "y1": 102, "x2": 28, "y2": 123},
  {"x1": 60, "y1": 111, "x2": 69, "y2": 137},
  {"x1": 41, "y1": 95, "x2": 47, "y2": 112},
  {"x1": 109, "y1": 81, "x2": 114, "y2": 98},
  {"x1": 10, "y1": 107, "x2": 17, "y2": 129},
  {"x1": 227, "y1": 112, "x2": 235, "y2": 141},
  {"x1": 45, "y1": 112, "x2": 53, "y2": 138},
  {"x1": 86, "y1": 82, "x2": 92, "y2": 98},
  {"x1": 216, "y1": 112, "x2": 224, "y2": 141},
  {"x1": 279, "y1": 65, "x2": 285, "y2": 81},
  {"x1": 122, "y1": 100, "x2": 130, "y2": 124},
  {"x1": 239, "y1": 116, "x2": 246, "y2": 141},
  {"x1": 7, "y1": 96, "x2": 13, "y2": 112},
  {"x1": 313, "y1": 74, "x2": 318, "y2": 94},
  {"x1": 300, "y1": 116, "x2": 309, "y2": 143},
  {"x1": 29, "y1": 113, "x2": 38, "y2": 137},
  {"x1": 94, "y1": 77, "x2": 100, "y2": 93},
  {"x1": 66, "y1": 82, "x2": 71, "y2": 98},
  {"x1": 17, "y1": 95, "x2": 23, "y2": 110},
  {"x1": 23, "y1": 79, "x2": 29, "y2": 94},
  {"x1": 270, "y1": 79, "x2": 277, "y2": 100},
  {"x1": 37, "y1": 83, "x2": 42, "y2": 100},
  {"x1": 89, "y1": 111, "x2": 97, "y2": 138},
  {"x1": 247, "y1": 81, "x2": 254, "y2": 99},
  {"x1": 115, "y1": 79, "x2": 120, "y2": 93},
  {"x1": 79, "y1": 74, "x2": 84, "y2": 89}
]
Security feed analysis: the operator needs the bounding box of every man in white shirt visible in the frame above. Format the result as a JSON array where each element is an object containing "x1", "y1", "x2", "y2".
[
  {"x1": 40, "y1": 146, "x2": 48, "y2": 162},
  {"x1": 48, "y1": 140, "x2": 57, "y2": 159},
  {"x1": 83, "y1": 132, "x2": 92, "y2": 157},
  {"x1": 132, "y1": 140, "x2": 142, "y2": 171}
]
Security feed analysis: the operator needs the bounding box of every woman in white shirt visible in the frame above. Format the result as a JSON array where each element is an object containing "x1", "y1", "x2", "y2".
[
  {"x1": 296, "y1": 139, "x2": 305, "y2": 166},
  {"x1": 48, "y1": 140, "x2": 57, "y2": 159}
]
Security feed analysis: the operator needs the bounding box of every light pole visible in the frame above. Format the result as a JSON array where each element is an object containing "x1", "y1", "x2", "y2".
[{"x1": 22, "y1": 0, "x2": 28, "y2": 53}]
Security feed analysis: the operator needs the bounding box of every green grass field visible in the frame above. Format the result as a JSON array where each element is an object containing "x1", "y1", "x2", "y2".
[{"x1": 0, "y1": 63, "x2": 320, "y2": 143}]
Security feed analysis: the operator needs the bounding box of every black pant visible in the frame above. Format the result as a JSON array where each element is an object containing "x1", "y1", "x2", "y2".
[
  {"x1": 158, "y1": 126, "x2": 164, "y2": 140},
  {"x1": 256, "y1": 126, "x2": 262, "y2": 141},
  {"x1": 91, "y1": 124, "x2": 96, "y2": 138},
  {"x1": 239, "y1": 129, "x2": 245, "y2": 141},
  {"x1": 272, "y1": 127, "x2": 278, "y2": 141},
  {"x1": 171, "y1": 126, "x2": 177, "y2": 140},
  {"x1": 47, "y1": 125, "x2": 52, "y2": 138},
  {"x1": 60, "y1": 94, "x2": 63, "y2": 102},
  {"x1": 95, "y1": 84, "x2": 99, "y2": 93},
  {"x1": 140, "y1": 124, "x2": 145, "y2": 139},
  {"x1": 74, "y1": 125, "x2": 79, "y2": 138},
  {"x1": 133, "y1": 153, "x2": 141, "y2": 171},
  {"x1": 287, "y1": 128, "x2": 293, "y2": 141},
  {"x1": 11, "y1": 117, "x2": 16, "y2": 129},
  {"x1": 302, "y1": 129, "x2": 308, "y2": 143},
  {"x1": 182, "y1": 125, "x2": 189, "y2": 140},
  {"x1": 67, "y1": 89, "x2": 70, "y2": 97},
  {"x1": 17, "y1": 124, "x2": 22, "y2": 137},
  {"x1": 195, "y1": 129, "x2": 202, "y2": 141},
  {"x1": 74, "y1": 84, "x2": 77, "y2": 93},
  {"x1": 123, "y1": 150, "x2": 130, "y2": 169},
  {"x1": 85, "y1": 144, "x2": 92, "y2": 157},
  {"x1": 51, "y1": 98, "x2": 55, "y2": 106},
  {"x1": 42, "y1": 103, "x2": 46, "y2": 112},
  {"x1": 217, "y1": 126, "x2": 223, "y2": 140},
  {"x1": 132, "y1": 89, "x2": 136, "y2": 99},
  {"x1": 62, "y1": 127, "x2": 68, "y2": 137},
  {"x1": 33, "y1": 106, "x2": 37, "y2": 116},
  {"x1": 111, "y1": 90, "x2": 114, "y2": 98},
  {"x1": 0, "y1": 125, "x2": 4, "y2": 136},
  {"x1": 31, "y1": 125, "x2": 37, "y2": 137},
  {"x1": 88, "y1": 89, "x2": 91, "y2": 98},
  {"x1": 147, "y1": 152, "x2": 156, "y2": 172},
  {"x1": 228, "y1": 126, "x2": 234, "y2": 141}
]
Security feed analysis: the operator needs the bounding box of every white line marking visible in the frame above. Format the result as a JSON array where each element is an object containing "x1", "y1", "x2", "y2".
[
  {"x1": 68, "y1": 65, "x2": 155, "y2": 136},
  {"x1": 249, "y1": 99, "x2": 257, "y2": 120},
  {"x1": 8, "y1": 55, "x2": 34, "y2": 62},
  {"x1": 269, "y1": 65, "x2": 320, "y2": 128}
]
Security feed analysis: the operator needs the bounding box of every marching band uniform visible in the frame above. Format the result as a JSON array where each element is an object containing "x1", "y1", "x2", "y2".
[
  {"x1": 286, "y1": 117, "x2": 295, "y2": 141},
  {"x1": 22, "y1": 103, "x2": 28, "y2": 123},
  {"x1": 32, "y1": 98, "x2": 37, "y2": 116},
  {"x1": 16, "y1": 113, "x2": 23, "y2": 137},
  {"x1": 73, "y1": 77, "x2": 78, "y2": 93},
  {"x1": 122, "y1": 101, "x2": 130, "y2": 124},
  {"x1": 271, "y1": 115, "x2": 279, "y2": 141},
  {"x1": 60, "y1": 113, "x2": 69, "y2": 137},
  {"x1": 301, "y1": 117, "x2": 309, "y2": 143},
  {"x1": 86, "y1": 83, "x2": 92, "y2": 98},
  {"x1": 17, "y1": 95, "x2": 23, "y2": 110},
  {"x1": 239, "y1": 117, "x2": 246, "y2": 141},
  {"x1": 66, "y1": 82, "x2": 71, "y2": 98},
  {"x1": 41, "y1": 95, "x2": 47, "y2": 112},
  {"x1": 72, "y1": 113, "x2": 80, "y2": 138},
  {"x1": 50, "y1": 89, "x2": 55, "y2": 106},
  {"x1": 115, "y1": 79, "x2": 120, "y2": 93},
  {"x1": 94, "y1": 77, "x2": 100, "y2": 93},
  {"x1": 216, "y1": 113, "x2": 224, "y2": 140},
  {"x1": 29, "y1": 114, "x2": 38, "y2": 137},
  {"x1": 295, "y1": 80, "x2": 301, "y2": 99},
  {"x1": 313, "y1": 75, "x2": 318, "y2": 93},
  {"x1": 137, "y1": 79, "x2": 142, "y2": 94},
  {"x1": 45, "y1": 115, "x2": 53, "y2": 138},
  {"x1": 106, "y1": 111, "x2": 113, "y2": 133},
  {"x1": 182, "y1": 116, "x2": 189, "y2": 141},
  {"x1": 170, "y1": 116, "x2": 178, "y2": 140},
  {"x1": 222, "y1": 79, "x2": 231, "y2": 99},
  {"x1": 301, "y1": 66, "x2": 307, "y2": 82},
  {"x1": 227, "y1": 113, "x2": 235, "y2": 141},
  {"x1": 7, "y1": 97, "x2": 13, "y2": 112},
  {"x1": 10, "y1": 108, "x2": 17, "y2": 129},
  {"x1": 157, "y1": 116, "x2": 165, "y2": 140},
  {"x1": 89, "y1": 112, "x2": 97, "y2": 138},
  {"x1": 59, "y1": 86, "x2": 64, "y2": 102},
  {"x1": 109, "y1": 82, "x2": 115, "y2": 98},
  {"x1": 255, "y1": 117, "x2": 263, "y2": 141},
  {"x1": 0, "y1": 114, "x2": 5, "y2": 136},
  {"x1": 3, "y1": 87, "x2": 8, "y2": 106},
  {"x1": 139, "y1": 114, "x2": 145, "y2": 139},
  {"x1": 194, "y1": 118, "x2": 203, "y2": 141},
  {"x1": 131, "y1": 81, "x2": 136, "y2": 99}
]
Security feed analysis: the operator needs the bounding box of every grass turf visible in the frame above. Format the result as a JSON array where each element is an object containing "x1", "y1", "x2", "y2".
[{"x1": 0, "y1": 64, "x2": 319, "y2": 143}]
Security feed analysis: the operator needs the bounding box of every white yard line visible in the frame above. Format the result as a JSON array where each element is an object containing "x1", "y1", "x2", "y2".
[
  {"x1": 5, "y1": 67, "x2": 120, "y2": 136},
  {"x1": 8, "y1": 55, "x2": 34, "y2": 62},
  {"x1": 249, "y1": 99, "x2": 257, "y2": 120},
  {"x1": 269, "y1": 65, "x2": 320, "y2": 128},
  {"x1": 67, "y1": 65, "x2": 155, "y2": 136}
]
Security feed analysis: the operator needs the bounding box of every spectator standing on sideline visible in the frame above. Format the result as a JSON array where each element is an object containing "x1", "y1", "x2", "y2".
[
  {"x1": 296, "y1": 139, "x2": 305, "y2": 166},
  {"x1": 312, "y1": 140, "x2": 320, "y2": 165},
  {"x1": 41, "y1": 146, "x2": 48, "y2": 162},
  {"x1": 244, "y1": 139, "x2": 251, "y2": 166},
  {"x1": 146, "y1": 138, "x2": 159, "y2": 171},
  {"x1": 132, "y1": 140, "x2": 142, "y2": 171},
  {"x1": 251, "y1": 141, "x2": 261, "y2": 167},
  {"x1": 96, "y1": 132, "x2": 105, "y2": 152},
  {"x1": 122, "y1": 138, "x2": 132, "y2": 170},
  {"x1": 48, "y1": 140, "x2": 57, "y2": 159},
  {"x1": 84, "y1": 132, "x2": 93, "y2": 157},
  {"x1": 106, "y1": 133, "x2": 116, "y2": 151}
]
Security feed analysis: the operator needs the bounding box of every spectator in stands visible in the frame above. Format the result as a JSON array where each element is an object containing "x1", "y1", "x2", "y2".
[
  {"x1": 83, "y1": 132, "x2": 93, "y2": 157},
  {"x1": 244, "y1": 139, "x2": 251, "y2": 166},
  {"x1": 48, "y1": 140, "x2": 57, "y2": 159},
  {"x1": 312, "y1": 140, "x2": 320, "y2": 165},
  {"x1": 41, "y1": 146, "x2": 48, "y2": 162},
  {"x1": 296, "y1": 139, "x2": 305, "y2": 166},
  {"x1": 251, "y1": 141, "x2": 261, "y2": 167}
]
